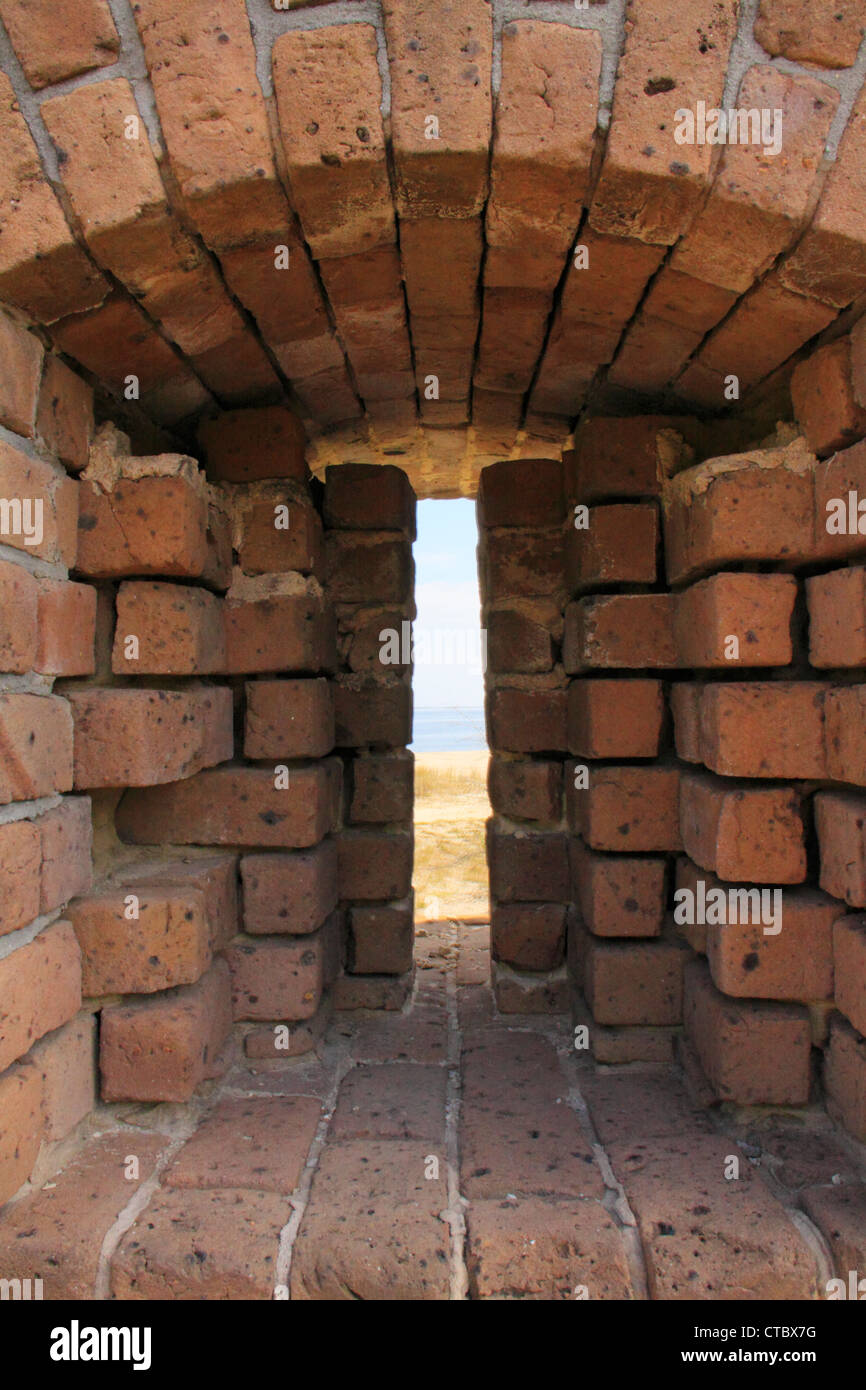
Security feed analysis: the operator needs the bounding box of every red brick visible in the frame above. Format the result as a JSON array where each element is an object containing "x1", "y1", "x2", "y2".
[
  {"x1": 349, "y1": 753, "x2": 414, "y2": 824},
  {"x1": 684, "y1": 959, "x2": 811, "y2": 1105},
  {"x1": 487, "y1": 757, "x2": 561, "y2": 824},
  {"x1": 0, "y1": 0, "x2": 119, "y2": 87},
  {"x1": 244, "y1": 678, "x2": 334, "y2": 760},
  {"x1": 825, "y1": 686, "x2": 866, "y2": 784},
  {"x1": 0, "y1": 919, "x2": 82, "y2": 1073},
  {"x1": 816, "y1": 790, "x2": 866, "y2": 906},
  {"x1": 241, "y1": 842, "x2": 338, "y2": 936},
  {"x1": 70, "y1": 885, "x2": 211, "y2": 996},
  {"x1": 486, "y1": 21, "x2": 599, "y2": 274},
  {"x1": 68, "y1": 686, "x2": 232, "y2": 789},
  {"x1": 100, "y1": 958, "x2": 232, "y2": 1103},
  {"x1": 28, "y1": 1014, "x2": 96, "y2": 1143},
  {"x1": 34, "y1": 578, "x2": 96, "y2": 676},
  {"x1": 237, "y1": 493, "x2": 323, "y2": 577},
  {"x1": 227, "y1": 918, "x2": 338, "y2": 1022},
  {"x1": 487, "y1": 822, "x2": 569, "y2": 903},
  {"x1": 589, "y1": 0, "x2": 738, "y2": 245},
  {"x1": 0, "y1": 310, "x2": 42, "y2": 436},
  {"x1": 35, "y1": 355, "x2": 93, "y2": 471},
  {"x1": 662, "y1": 441, "x2": 814, "y2": 584},
  {"x1": 112, "y1": 580, "x2": 225, "y2": 675},
  {"x1": 679, "y1": 769, "x2": 806, "y2": 884},
  {"x1": 812, "y1": 437, "x2": 866, "y2": 563},
  {"x1": 0, "y1": 557, "x2": 37, "y2": 674},
  {"x1": 334, "y1": 676, "x2": 412, "y2": 749},
  {"x1": 224, "y1": 585, "x2": 336, "y2": 676},
  {"x1": 792, "y1": 338, "x2": 866, "y2": 458},
  {"x1": 338, "y1": 829, "x2": 413, "y2": 900},
  {"x1": 0, "y1": 693, "x2": 73, "y2": 803},
  {"x1": 707, "y1": 889, "x2": 838, "y2": 1002},
  {"x1": 165, "y1": 1094, "x2": 321, "y2": 1193},
  {"x1": 38, "y1": 797, "x2": 92, "y2": 914},
  {"x1": 0, "y1": 73, "x2": 108, "y2": 323},
  {"x1": 478, "y1": 459, "x2": 564, "y2": 529},
  {"x1": 567, "y1": 678, "x2": 663, "y2": 759},
  {"x1": 117, "y1": 760, "x2": 342, "y2": 850},
  {"x1": 76, "y1": 473, "x2": 209, "y2": 578},
  {"x1": 383, "y1": 0, "x2": 492, "y2": 219},
  {"x1": 119, "y1": 855, "x2": 239, "y2": 952},
  {"x1": 570, "y1": 836, "x2": 667, "y2": 938},
  {"x1": 807, "y1": 568, "x2": 866, "y2": 667},
  {"x1": 826, "y1": 1014, "x2": 866, "y2": 1142},
  {"x1": 325, "y1": 532, "x2": 411, "y2": 605},
  {"x1": 675, "y1": 572, "x2": 796, "y2": 668},
  {"x1": 569, "y1": 764, "x2": 681, "y2": 853},
  {"x1": 0, "y1": 439, "x2": 78, "y2": 566},
  {"x1": 698, "y1": 682, "x2": 829, "y2": 779},
  {"x1": 491, "y1": 902, "x2": 567, "y2": 972},
  {"x1": 484, "y1": 527, "x2": 564, "y2": 599},
  {"x1": 755, "y1": 0, "x2": 865, "y2": 70},
  {"x1": 324, "y1": 463, "x2": 416, "y2": 534},
  {"x1": 347, "y1": 899, "x2": 414, "y2": 975},
  {"x1": 566, "y1": 503, "x2": 658, "y2": 592},
  {"x1": 273, "y1": 25, "x2": 392, "y2": 258},
  {"x1": 0, "y1": 820, "x2": 41, "y2": 938},
  {"x1": 670, "y1": 681, "x2": 702, "y2": 762},
  {"x1": 198, "y1": 407, "x2": 307, "y2": 484},
  {"x1": 400, "y1": 218, "x2": 482, "y2": 321},
  {"x1": 584, "y1": 934, "x2": 690, "y2": 1026},
  {"x1": 564, "y1": 594, "x2": 676, "y2": 672},
  {"x1": 487, "y1": 686, "x2": 566, "y2": 755},
  {"x1": 669, "y1": 66, "x2": 838, "y2": 295},
  {"x1": 0, "y1": 1061, "x2": 43, "y2": 1206}
]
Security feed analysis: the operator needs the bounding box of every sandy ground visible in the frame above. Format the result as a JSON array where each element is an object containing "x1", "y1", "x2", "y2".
[{"x1": 413, "y1": 751, "x2": 489, "y2": 921}]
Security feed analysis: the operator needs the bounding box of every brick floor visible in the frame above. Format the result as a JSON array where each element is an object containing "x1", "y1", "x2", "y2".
[{"x1": 2, "y1": 919, "x2": 865, "y2": 1300}]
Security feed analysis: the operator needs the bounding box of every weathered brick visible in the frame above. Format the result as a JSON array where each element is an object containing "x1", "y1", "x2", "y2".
[
  {"x1": 792, "y1": 337, "x2": 866, "y2": 457},
  {"x1": 68, "y1": 686, "x2": 233, "y2": 789},
  {"x1": 349, "y1": 753, "x2": 414, "y2": 824},
  {"x1": 816, "y1": 790, "x2": 866, "y2": 906},
  {"x1": 477, "y1": 458, "x2": 564, "y2": 528},
  {"x1": 0, "y1": 557, "x2": 37, "y2": 674},
  {"x1": 100, "y1": 958, "x2": 232, "y2": 1102},
  {"x1": 241, "y1": 842, "x2": 338, "y2": 937},
  {"x1": 236, "y1": 493, "x2": 323, "y2": 577},
  {"x1": 487, "y1": 687, "x2": 567, "y2": 755},
  {"x1": 570, "y1": 836, "x2": 667, "y2": 938},
  {"x1": 684, "y1": 959, "x2": 811, "y2": 1105},
  {"x1": 487, "y1": 757, "x2": 561, "y2": 824},
  {"x1": 69, "y1": 885, "x2": 211, "y2": 996},
  {"x1": 584, "y1": 934, "x2": 690, "y2": 1026},
  {"x1": 567, "y1": 678, "x2": 663, "y2": 759},
  {"x1": 566, "y1": 503, "x2": 658, "y2": 592},
  {"x1": 487, "y1": 822, "x2": 569, "y2": 903},
  {"x1": 28, "y1": 1014, "x2": 97, "y2": 1143},
  {"x1": 707, "y1": 889, "x2": 838, "y2": 1001},
  {"x1": 38, "y1": 797, "x2": 92, "y2": 914},
  {"x1": 0, "y1": 0, "x2": 119, "y2": 87},
  {"x1": 325, "y1": 532, "x2": 411, "y2": 605},
  {"x1": 755, "y1": 0, "x2": 865, "y2": 70},
  {"x1": 226, "y1": 918, "x2": 337, "y2": 1021},
  {"x1": 824, "y1": 686, "x2": 866, "y2": 784},
  {"x1": 224, "y1": 584, "x2": 336, "y2": 676},
  {"x1": 112, "y1": 581, "x2": 225, "y2": 675},
  {"x1": 0, "y1": 310, "x2": 42, "y2": 437},
  {"x1": 484, "y1": 527, "x2": 564, "y2": 599},
  {"x1": 698, "y1": 682, "x2": 829, "y2": 779},
  {"x1": 197, "y1": 407, "x2": 307, "y2": 484},
  {"x1": 334, "y1": 676, "x2": 412, "y2": 749},
  {"x1": 34, "y1": 577, "x2": 96, "y2": 676},
  {"x1": 116, "y1": 761, "x2": 342, "y2": 850},
  {"x1": 674, "y1": 572, "x2": 796, "y2": 668},
  {"x1": 347, "y1": 898, "x2": 414, "y2": 975},
  {"x1": 0, "y1": 1062, "x2": 43, "y2": 1207},
  {"x1": 0, "y1": 919, "x2": 82, "y2": 1073},
  {"x1": 569, "y1": 764, "x2": 681, "y2": 853},
  {"x1": 826, "y1": 1014, "x2": 866, "y2": 1142},
  {"x1": 76, "y1": 472, "x2": 209, "y2": 578},
  {"x1": 0, "y1": 439, "x2": 78, "y2": 565},
  {"x1": 338, "y1": 829, "x2": 413, "y2": 900},
  {"x1": 382, "y1": 0, "x2": 493, "y2": 218},
  {"x1": 807, "y1": 568, "x2": 866, "y2": 667},
  {"x1": 244, "y1": 678, "x2": 335, "y2": 760},
  {"x1": 679, "y1": 769, "x2": 806, "y2": 884},
  {"x1": 0, "y1": 820, "x2": 41, "y2": 938},
  {"x1": 491, "y1": 902, "x2": 567, "y2": 973},
  {"x1": 0, "y1": 693, "x2": 73, "y2": 803},
  {"x1": 35, "y1": 355, "x2": 93, "y2": 471},
  {"x1": 273, "y1": 25, "x2": 392, "y2": 257},
  {"x1": 324, "y1": 463, "x2": 416, "y2": 534},
  {"x1": 119, "y1": 855, "x2": 239, "y2": 952},
  {"x1": 564, "y1": 594, "x2": 676, "y2": 672}
]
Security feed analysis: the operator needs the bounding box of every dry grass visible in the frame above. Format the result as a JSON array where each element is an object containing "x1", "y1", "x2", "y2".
[{"x1": 413, "y1": 751, "x2": 489, "y2": 921}]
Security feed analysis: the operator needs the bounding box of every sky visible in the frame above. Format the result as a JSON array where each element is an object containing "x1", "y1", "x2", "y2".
[{"x1": 412, "y1": 498, "x2": 484, "y2": 710}]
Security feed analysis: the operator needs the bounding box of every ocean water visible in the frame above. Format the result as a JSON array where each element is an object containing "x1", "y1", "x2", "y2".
[{"x1": 411, "y1": 707, "x2": 486, "y2": 752}]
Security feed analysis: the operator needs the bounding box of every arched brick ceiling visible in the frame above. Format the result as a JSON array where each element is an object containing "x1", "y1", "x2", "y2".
[{"x1": 1, "y1": 0, "x2": 865, "y2": 496}]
